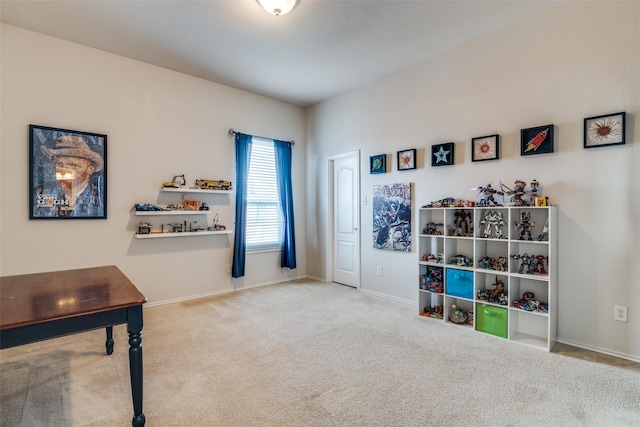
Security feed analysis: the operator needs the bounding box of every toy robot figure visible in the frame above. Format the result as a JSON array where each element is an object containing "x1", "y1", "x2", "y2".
[
  {"x1": 533, "y1": 255, "x2": 548, "y2": 274},
  {"x1": 511, "y1": 253, "x2": 535, "y2": 274},
  {"x1": 495, "y1": 257, "x2": 508, "y2": 271},
  {"x1": 475, "y1": 183, "x2": 504, "y2": 207},
  {"x1": 480, "y1": 210, "x2": 506, "y2": 239},
  {"x1": 451, "y1": 209, "x2": 472, "y2": 236},
  {"x1": 514, "y1": 211, "x2": 535, "y2": 240},
  {"x1": 529, "y1": 179, "x2": 542, "y2": 206},
  {"x1": 501, "y1": 180, "x2": 529, "y2": 206}
]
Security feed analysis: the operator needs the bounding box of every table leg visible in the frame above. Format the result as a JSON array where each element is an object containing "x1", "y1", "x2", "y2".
[
  {"x1": 105, "y1": 326, "x2": 114, "y2": 355},
  {"x1": 127, "y1": 306, "x2": 145, "y2": 427}
]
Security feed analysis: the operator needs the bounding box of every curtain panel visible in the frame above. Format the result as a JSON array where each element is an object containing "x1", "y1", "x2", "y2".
[{"x1": 231, "y1": 133, "x2": 252, "y2": 278}]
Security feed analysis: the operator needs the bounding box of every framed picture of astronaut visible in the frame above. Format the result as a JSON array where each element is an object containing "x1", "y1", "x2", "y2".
[{"x1": 29, "y1": 124, "x2": 107, "y2": 219}]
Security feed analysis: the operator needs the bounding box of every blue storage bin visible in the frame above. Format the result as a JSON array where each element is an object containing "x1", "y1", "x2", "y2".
[{"x1": 445, "y1": 268, "x2": 473, "y2": 299}]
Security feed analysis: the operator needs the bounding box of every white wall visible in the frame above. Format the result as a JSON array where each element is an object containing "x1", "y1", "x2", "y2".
[
  {"x1": 306, "y1": 2, "x2": 640, "y2": 360},
  {"x1": 0, "y1": 24, "x2": 307, "y2": 304}
]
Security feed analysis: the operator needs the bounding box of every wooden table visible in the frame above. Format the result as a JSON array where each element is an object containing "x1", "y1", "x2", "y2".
[{"x1": 1, "y1": 265, "x2": 147, "y2": 426}]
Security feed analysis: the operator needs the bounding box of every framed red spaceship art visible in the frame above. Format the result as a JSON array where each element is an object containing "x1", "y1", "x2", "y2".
[{"x1": 521, "y1": 125, "x2": 554, "y2": 156}]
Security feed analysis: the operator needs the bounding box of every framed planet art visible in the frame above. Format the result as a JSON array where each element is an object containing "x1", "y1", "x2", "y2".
[{"x1": 369, "y1": 154, "x2": 386, "y2": 174}]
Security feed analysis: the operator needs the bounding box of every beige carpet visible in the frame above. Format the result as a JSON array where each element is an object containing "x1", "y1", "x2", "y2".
[{"x1": 1, "y1": 280, "x2": 639, "y2": 426}]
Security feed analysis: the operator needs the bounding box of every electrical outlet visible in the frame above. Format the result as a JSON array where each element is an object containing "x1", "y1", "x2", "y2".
[
  {"x1": 227, "y1": 263, "x2": 232, "y2": 273},
  {"x1": 376, "y1": 266, "x2": 382, "y2": 276},
  {"x1": 613, "y1": 305, "x2": 628, "y2": 322}
]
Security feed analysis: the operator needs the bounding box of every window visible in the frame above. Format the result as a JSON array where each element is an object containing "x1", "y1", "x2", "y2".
[{"x1": 246, "y1": 137, "x2": 282, "y2": 250}]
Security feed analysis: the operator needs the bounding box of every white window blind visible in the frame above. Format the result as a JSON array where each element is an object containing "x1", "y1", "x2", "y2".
[{"x1": 246, "y1": 137, "x2": 282, "y2": 249}]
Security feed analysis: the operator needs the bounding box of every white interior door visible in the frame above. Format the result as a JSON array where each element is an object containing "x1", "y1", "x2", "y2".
[{"x1": 333, "y1": 153, "x2": 360, "y2": 288}]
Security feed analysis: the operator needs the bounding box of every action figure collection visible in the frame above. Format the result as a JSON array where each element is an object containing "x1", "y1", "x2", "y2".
[{"x1": 420, "y1": 178, "x2": 552, "y2": 319}]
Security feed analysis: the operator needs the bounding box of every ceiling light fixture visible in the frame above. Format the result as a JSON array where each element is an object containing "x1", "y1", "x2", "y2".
[{"x1": 256, "y1": 0, "x2": 299, "y2": 16}]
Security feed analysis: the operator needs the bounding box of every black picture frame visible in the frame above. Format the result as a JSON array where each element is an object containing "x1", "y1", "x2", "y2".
[
  {"x1": 29, "y1": 124, "x2": 107, "y2": 219},
  {"x1": 471, "y1": 134, "x2": 499, "y2": 162},
  {"x1": 431, "y1": 142, "x2": 454, "y2": 167},
  {"x1": 521, "y1": 125, "x2": 554, "y2": 156},
  {"x1": 370, "y1": 154, "x2": 386, "y2": 174},
  {"x1": 584, "y1": 112, "x2": 626, "y2": 149},
  {"x1": 397, "y1": 149, "x2": 416, "y2": 171}
]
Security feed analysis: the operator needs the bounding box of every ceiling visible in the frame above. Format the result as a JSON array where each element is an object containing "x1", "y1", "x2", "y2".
[{"x1": 0, "y1": 1, "x2": 558, "y2": 107}]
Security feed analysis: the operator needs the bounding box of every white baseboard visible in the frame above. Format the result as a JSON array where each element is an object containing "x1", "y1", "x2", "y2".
[
  {"x1": 556, "y1": 338, "x2": 640, "y2": 363},
  {"x1": 358, "y1": 288, "x2": 415, "y2": 306},
  {"x1": 144, "y1": 288, "x2": 234, "y2": 308},
  {"x1": 145, "y1": 274, "x2": 312, "y2": 308},
  {"x1": 305, "y1": 274, "x2": 329, "y2": 283}
]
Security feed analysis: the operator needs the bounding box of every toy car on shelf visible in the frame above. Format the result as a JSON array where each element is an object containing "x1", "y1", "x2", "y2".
[
  {"x1": 163, "y1": 174, "x2": 186, "y2": 188},
  {"x1": 135, "y1": 203, "x2": 165, "y2": 211},
  {"x1": 194, "y1": 179, "x2": 232, "y2": 191}
]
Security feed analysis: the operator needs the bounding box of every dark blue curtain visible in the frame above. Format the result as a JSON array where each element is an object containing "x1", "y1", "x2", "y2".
[
  {"x1": 232, "y1": 133, "x2": 252, "y2": 278},
  {"x1": 274, "y1": 140, "x2": 297, "y2": 269}
]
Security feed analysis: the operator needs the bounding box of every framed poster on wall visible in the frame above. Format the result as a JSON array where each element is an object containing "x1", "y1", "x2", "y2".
[
  {"x1": 29, "y1": 124, "x2": 107, "y2": 219},
  {"x1": 372, "y1": 183, "x2": 411, "y2": 252}
]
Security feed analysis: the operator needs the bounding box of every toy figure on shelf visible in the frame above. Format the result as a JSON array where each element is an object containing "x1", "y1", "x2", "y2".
[
  {"x1": 423, "y1": 222, "x2": 444, "y2": 235},
  {"x1": 487, "y1": 277, "x2": 508, "y2": 305},
  {"x1": 478, "y1": 256, "x2": 496, "y2": 270},
  {"x1": 530, "y1": 179, "x2": 540, "y2": 199},
  {"x1": 422, "y1": 253, "x2": 436, "y2": 263},
  {"x1": 514, "y1": 211, "x2": 535, "y2": 240},
  {"x1": 511, "y1": 253, "x2": 535, "y2": 274},
  {"x1": 533, "y1": 255, "x2": 548, "y2": 275},
  {"x1": 422, "y1": 253, "x2": 443, "y2": 264},
  {"x1": 449, "y1": 255, "x2": 472, "y2": 267},
  {"x1": 450, "y1": 209, "x2": 473, "y2": 236},
  {"x1": 474, "y1": 183, "x2": 504, "y2": 207},
  {"x1": 495, "y1": 256, "x2": 508, "y2": 271},
  {"x1": 501, "y1": 180, "x2": 529, "y2": 206},
  {"x1": 479, "y1": 210, "x2": 506, "y2": 239},
  {"x1": 538, "y1": 218, "x2": 549, "y2": 241},
  {"x1": 529, "y1": 179, "x2": 549, "y2": 206}
]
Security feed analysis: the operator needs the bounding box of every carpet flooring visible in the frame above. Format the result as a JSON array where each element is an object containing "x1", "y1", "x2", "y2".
[{"x1": 1, "y1": 280, "x2": 639, "y2": 426}]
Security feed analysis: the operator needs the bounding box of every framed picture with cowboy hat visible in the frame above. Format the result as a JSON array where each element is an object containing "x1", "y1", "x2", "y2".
[{"x1": 29, "y1": 124, "x2": 107, "y2": 219}]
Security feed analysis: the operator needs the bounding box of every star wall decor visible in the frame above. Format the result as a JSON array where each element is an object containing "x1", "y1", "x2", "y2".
[{"x1": 431, "y1": 142, "x2": 455, "y2": 167}]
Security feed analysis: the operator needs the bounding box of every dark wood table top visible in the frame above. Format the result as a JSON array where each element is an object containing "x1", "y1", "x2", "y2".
[{"x1": 1, "y1": 265, "x2": 146, "y2": 330}]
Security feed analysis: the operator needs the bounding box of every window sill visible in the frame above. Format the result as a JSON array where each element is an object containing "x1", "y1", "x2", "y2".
[{"x1": 247, "y1": 246, "x2": 281, "y2": 255}]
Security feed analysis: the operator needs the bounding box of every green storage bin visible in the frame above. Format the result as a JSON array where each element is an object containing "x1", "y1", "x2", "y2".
[{"x1": 475, "y1": 303, "x2": 508, "y2": 338}]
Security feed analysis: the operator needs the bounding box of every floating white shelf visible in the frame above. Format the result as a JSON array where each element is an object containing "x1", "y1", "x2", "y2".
[
  {"x1": 160, "y1": 187, "x2": 232, "y2": 194},
  {"x1": 134, "y1": 230, "x2": 232, "y2": 239},
  {"x1": 134, "y1": 211, "x2": 208, "y2": 216}
]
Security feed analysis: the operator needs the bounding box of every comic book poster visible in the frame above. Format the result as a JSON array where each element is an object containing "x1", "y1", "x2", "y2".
[{"x1": 372, "y1": 183, "x2": 411, "y2": 251}]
